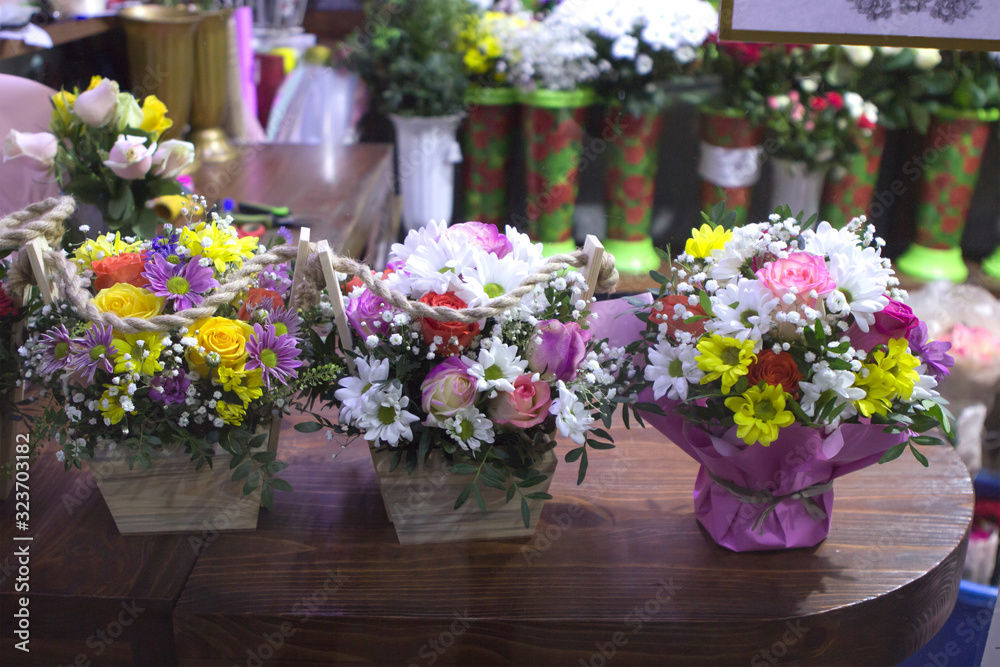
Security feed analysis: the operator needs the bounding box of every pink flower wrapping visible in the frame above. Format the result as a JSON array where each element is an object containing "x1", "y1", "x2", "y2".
[{"x1": 639, "y1": 387, "x2": 909, "y2": 552}]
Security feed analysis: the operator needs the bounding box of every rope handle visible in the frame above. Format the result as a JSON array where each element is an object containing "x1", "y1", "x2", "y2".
[{"x1": 1, "y1": 197, "x2": 619, "y2": 334}]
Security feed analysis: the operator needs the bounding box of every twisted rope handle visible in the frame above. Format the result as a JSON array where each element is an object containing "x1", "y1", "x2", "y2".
[{"x1": 2, "y1": 196, "x2": 619, "y2": 332}]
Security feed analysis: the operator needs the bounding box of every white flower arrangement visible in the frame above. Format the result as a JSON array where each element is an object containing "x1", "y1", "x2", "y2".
[{"x1": 504, "y1": 13, "x2": 600, "y2": 91}]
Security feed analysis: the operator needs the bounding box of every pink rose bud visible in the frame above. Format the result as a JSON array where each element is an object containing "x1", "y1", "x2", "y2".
[
  {"x1": 441, "y1": 221, "x2": 512, "y2": 258},
  {"x1": 151, "y1": 139, "x2": 195, "y2": 178},
  {"x1": 756, "y1": 252, "x2": 837, "y2": 309},
  {"x1": 488, "y1": 374, "x2": 552, "y2": 428},
  {"x1": 846, "y1": 298, "x2": 919, "y2": 354},
  {"x1": 528, "y1": 319, "x2": 591, "y2": 382},
  {"x1": 103, "y1": 134, "x2": 157, "y2": 180},
  {"x1": 74, "y1": 78, "x2": 119, "y2": 128},
  {"x1": 420, "y1": 356, "x2": 477, "y2": 419},
  {"x1": 3, "y1": 129, "x2": 58, "y2": 170}
]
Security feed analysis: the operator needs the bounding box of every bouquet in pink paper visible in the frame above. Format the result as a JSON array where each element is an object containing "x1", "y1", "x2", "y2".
[{"x1": 636, "y1": 207, "x2": 954, "y2": 551}]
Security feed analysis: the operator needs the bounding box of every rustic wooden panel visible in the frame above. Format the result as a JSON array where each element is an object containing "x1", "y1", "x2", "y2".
[{"x1": 174, "y1": 413, "x2": 973, "y2": 665}]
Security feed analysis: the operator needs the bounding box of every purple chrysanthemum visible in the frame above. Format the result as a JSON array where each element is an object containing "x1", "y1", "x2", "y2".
[
  {"x1": 149, "y1": 369, "x2": 191, "y2": 405},
  {"x1": 275, "y1": 227, "x2": 293, "y2": 245},
  {"x1": 266, "y1": 303, "x2": 301, "y2": 339},
  {"x1": 245, "y1": 323, "x2": 302, "y2": 389},
  {"x1": 257, "y1": 262, "x2": 292, "y2": 294},
  {"x1": 68, "y1": 323, "x2": 117, "y2": 383},
  {"x1": 142, "y1": 254, "x2": 219, "y2": 311},
  {"x1": 907, "y1": 321, "x2": 954, "y2": 381},
  {"x1": 36, "y1": 324, "x2": 73, "y2": 376}
]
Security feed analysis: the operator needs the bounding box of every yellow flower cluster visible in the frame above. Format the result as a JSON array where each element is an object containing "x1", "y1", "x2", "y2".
[
  {"x1": 180, "y1": 220, "x2": 259, "y2": 274},
  {"x1": 50, "y1": 76, "x2": 173, "y2": 142},
  {"x1": 458, "y1": 12, "x2": 521, "y2": 81},
  {"x1": 852, "y1": 338, "x2": 920, "y2": 418},
  {"x1": 188, "y1": 317, "x2": 264, "y2": 423},
  {"x1": 696, "y1": 335, "x2": 756, "y2": 394},
  {"x1": 725, "y1": 384, "x2": 795, "y2": 446},
  {"x1": 73, "y1": 232, "x2": 143, "y2": 270},
  {"x1": 685, "y1": 223, "x2": 733, "y2": 259}
]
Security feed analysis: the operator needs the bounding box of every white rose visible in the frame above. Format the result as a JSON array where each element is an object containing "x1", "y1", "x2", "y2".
[
  {"x1": 879, "y1": 46, "x2": 903, "y2": 56},
  {"x1": 151, "y1": 140, "x2": 195, "y2": 178},
  {"x1": 73, "y1": 78, "x2": 119, "y2": 128},
  {"x1": 3, "y1": 129, "x2": 58, "y2": 170},
  {"x1": 799, "y1": 76, "x2": 819, "y2": 93},
  {"x1": 913, "y1": 48, "x2": 942, "y2": 70},
  {"x1": 103, "y1": 134, "x2": 157, "y2": 180},
  {"x1": 843, "y1": 45, "x2": 874, "y2": 67}
]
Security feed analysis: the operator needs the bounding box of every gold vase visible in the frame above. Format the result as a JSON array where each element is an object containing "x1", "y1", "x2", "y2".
[
  {"x1": 189, "y1": 8, "x2": 239, "y2": 164},
  {"x1": 119, "y1": 6, "x2": 200, "y2": 142}
]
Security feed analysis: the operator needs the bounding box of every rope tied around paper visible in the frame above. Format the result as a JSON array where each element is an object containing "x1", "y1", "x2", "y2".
[
  {"x1": 1, "y1": 197, "x2": 619, "y2": 332},
  {"x1": 707, "y1": 470, "x2": 832, "y2": 534}
]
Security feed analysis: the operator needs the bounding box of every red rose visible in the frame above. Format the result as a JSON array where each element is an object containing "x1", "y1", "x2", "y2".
[
  {"x1": 826, "y1": 92, "x2": 844, "y2": 110},
  {"x1": 419, "y1": 292, "x2": 480, "y2": 355},
  {"x1": 0, "y1": 283, "x2": 17, "y2": 317},
  {"x1": 342, "y1": 268, "x2": 394, "y2": 296},
  {"x1": 747, "y1": 350, "x2": 803, "y2": 394},
  {"x1": 239, "y1": 287, "x2": 285, "y2": 320},
  {"x1": 809, "y1": 96, "x2": 828, "y2": 112},
  {"x1": 649, "y1": 294, "x2": 707, "y2": 338},
  {"x1": 846, "y1": 298, "x2": 919, "y2": 354},
  {"x1": 92, "y1": 252, "x2": 149, "y2": 292}
]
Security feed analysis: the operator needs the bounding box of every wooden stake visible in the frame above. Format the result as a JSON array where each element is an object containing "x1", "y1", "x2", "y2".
[
  {"x1": 24, "y1": 238, "x2": 55, "y2": 304},
  {"x1": 316, "y1": 240, "x2": 356, "y2": 374},
  {"x1": 582, "y1": 235, "x2": 606, "y2": 302},
  {"x1": 289, "y1": 227, "x2": 311, "y2": 310}
]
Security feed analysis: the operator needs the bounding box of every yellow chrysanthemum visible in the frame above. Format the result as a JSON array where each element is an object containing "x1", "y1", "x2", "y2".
[
  {"x1": 724, "y1": 383, "x2": 795, "y2": 446},
  {"x1": 86, "y1": 75, "x2": 103, "y2": 91},
  {"x1": 99, "y1": 386, "x2": 127, "y2": 425},
  {"x1": 112, "y1": 332, "x2": 165, "y2": 376},
  {"x1": 140, "y1": 95, "x2": 173, "y2": 139},
  {"x1": 685, "y1": 223, "x2": 733, "y2": 259},
  {"x1": 852, "y1": 338, "x2": 920, "y2": 417},
  {"x1": 180, "y1": 220, "x2": 259, "y2": 274},
  {"x1": 217, "y1": 364, "x2": 265, "y2": 407},
  {"x1": 216, "y1": 400, "x2": 246, "y2": 426},
  {"x1": 72, "y1": 232, "x2": 142, "y2": 270},
  {"x1": 696, "y1": 334, "x2": 757, "y2": 394},
  {"x1": 464, "y1": 49, "x2": 489, "y2": 74},
  {"x1": 51, "y1": 89, "x2": 76, "y2": 127}
]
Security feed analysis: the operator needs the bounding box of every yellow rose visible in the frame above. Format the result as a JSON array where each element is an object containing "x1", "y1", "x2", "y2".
[
  {"x1": 51, "y1": 90, "x2": 76, "y2": 127},
  {"x1": 92, "y1": 283, "x2": 165, "y2": 319},
  {"x1": 140, "y1": 95, "x2": 173, "y2": 139},
  {"x1": 187, "y1": 317, "x2": 255, "y2": 376}
]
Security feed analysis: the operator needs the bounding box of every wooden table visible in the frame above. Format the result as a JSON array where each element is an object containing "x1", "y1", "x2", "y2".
[
  {"x1": 0, "y1": 17, "x2": 119, "y2": 60},
  {"x1": 171, "y1": 413, "x2": 973, "y2": 666},
  {"x1": 190, "y1": 143, "x2": 396, "y2": 266}
]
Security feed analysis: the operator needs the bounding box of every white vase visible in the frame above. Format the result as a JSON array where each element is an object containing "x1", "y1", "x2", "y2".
[
  {"x1": 769, "y1": 158, "x2": 830, "y2": 222},
  {"x1": 390, "y1": 113, "x2": 464, "y2": 232}
]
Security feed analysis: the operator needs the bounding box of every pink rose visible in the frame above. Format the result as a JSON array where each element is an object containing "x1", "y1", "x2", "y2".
[
  {"x1": 529, "y1": 320, "x2": 591, "y2": 382},
  {"x1": 756, "y1": 252, "x2": 836, "y2": 309},
  {"x1": 420, "y1": 356, "x2": 477, "y2": 418},
  {"x1": 846, "y1": 298, "x2": 919, "y2": 354},
  {"x1": 345, "y1": 287, "x2": 392, "y2": 339},
  {"x1": 441, "y1": 221, "x2": 512, "y2": 258},
  {"x1": 488, "y1": 374, "x2": 552, "y2": 428},
  {"x1": 103, "y1": 134, "x2": 156, "y2": 180}
]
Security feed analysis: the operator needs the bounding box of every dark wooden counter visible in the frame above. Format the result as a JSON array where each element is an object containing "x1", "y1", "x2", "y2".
[{"x1": 173, "y1": 414, "x2": 973, "y2": 666}]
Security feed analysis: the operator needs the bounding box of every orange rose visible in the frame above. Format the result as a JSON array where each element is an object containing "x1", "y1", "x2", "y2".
[
  {"x1": 747, "y1": 350, "x2": 803, "y2": 394},
  {"x1": 238, "y1": 288, "x2": 285, "y2": 320},
  {"x1": 649, "y1": 294, "x2": 707, "y2": 338},
  {"x1": 419, "y1": 292, "x2": 480, "y2": 356},
  {"x1": 91, "y1": 252, "x2": 149, "y2": 292}
]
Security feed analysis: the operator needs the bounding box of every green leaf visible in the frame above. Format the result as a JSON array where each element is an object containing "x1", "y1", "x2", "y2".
[
  {"x1": 260, "y1": 483, "x2": 274, "y2": 510},
  {"x1": 517, "y1": 474, "x2": 548, "y2": 489},
  {"x1": 472, "y1": 484, "x2": 486, "y2": 513},
  {"x1": 526, "y1": 492, "x2": 552, "y2": 501},
  {"x1": 244, "y1": 470, "x2": 261, "y2": 495},
  {"x1": 565, "y1": 447, "x2": 584, "y2": 463},
  {"x1": 505, "y1": 484, "x2": 517, "y2": 503},
  {"x1": 878, "y1": 442, "x2": 907, "y2": 464},
  {"x1": 269, "y1": 478, "x2": 293, "y2": 492},
  {"x1": 294, "y1": 421, "x2": 324, "y2": 433},
  {"x1": 454, "y1": 483, "x2": 473, "y2": 510},
  {"x1": 231, "y1": 462, "x2": 252, "y2": 482},
  {"x1": 389, "y1": 450, "x2": 402, "y2": 472},
  {"x1": 649, "y1": 270, "x2": 669, "y2": 285},
  {"x1": 577, "y1": 449, "x2": 589, "y2": 486},
  {"x1": 911, "y1": 435, "x2": 946, "y2": 447},
  {"x1": 909, "y1": 442, "x2": 929, "y2": 468},
  {"x1": 143, "y1": 434, "x2": 162, "y2": 446},
  {"x1": 450, "y1": 463, "x2": 478, "y2": 475},
  {"x1": 252, "y1": 450, "x2": 277, "y2": 463},
  {"x1": 586, "y1": 440, "x2": 615, "y2": 450},
  {"x1": 521, "y1": 496, "x2": 530, "y2": 529}
]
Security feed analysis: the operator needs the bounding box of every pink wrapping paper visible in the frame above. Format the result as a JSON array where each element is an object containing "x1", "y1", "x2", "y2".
[{"x1": 639, "y1": 387, "x2": 910, "y2": 551}]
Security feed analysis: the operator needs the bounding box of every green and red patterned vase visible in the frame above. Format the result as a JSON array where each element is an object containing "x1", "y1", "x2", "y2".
[
  {"x1": 603, "y1": 103, "x2": 665, "y2": 274},
  {"x1": 819, "y1": 125, "x2": 887, "y2": 227},
  {"x1": 463, "y1": 86, "x2": 518, "y2": 228},
  {"x1": 896, "y1": 107, "x2": 1000, "y2": 283},
  {"x1": 520, "y1": 88, "x2": 594, "y2": 256},
  {"x1": 699, "y1": 108, "x2": 764, "y2": 225}
]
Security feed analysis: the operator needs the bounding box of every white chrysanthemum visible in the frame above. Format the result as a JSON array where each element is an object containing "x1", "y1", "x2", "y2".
[
  {"x1": 798, "y1": 361, "x2": 864, "y2": 417},
  {"x1": 549, "y1": 381, "x2": 594, "y2": 445},
  {"x1": 357, "y1": 382, "x2": 420, "y2": 447},
  {"x1": 459, "y1": 251, "x2": 531, "y2": 307},
  {"x1": 402, "y1": 234, "x2": 474, "y2": 296},
  {"x1": 825, "y1": 248, "x2": 891, "y2": 332},
  {"x1": 801, "y1": 220, "x2": 865, "y2": 258},
  {"x1": 706, "y1": 278, "x2": 780, "y2": 347},
  {"x1": 504, "y1": 225, "x2": 545, "y2": 267},
  {"x1": 388, "y1": 219, "x2": 447, "y2": 264},
  {"x1": 467, "y1": 340, "x2": 528, "y2": 393},
  {"x1": 709, "y1": 223, "x2": 763, "y2": 284},
  {"x1": 334, "y1": 356, "x2": 389, "y2": 426},
  {"x1": 645, "y1": 342, "x2": 703, "y2": 401},
  {"x1": 444, "y1": 406, "x2": 495, "y2": 453},
  {"x1": 910, "y1": 365, "x2": 941, "y2": 402}
]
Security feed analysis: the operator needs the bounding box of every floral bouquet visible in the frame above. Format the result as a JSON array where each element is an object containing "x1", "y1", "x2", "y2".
[
  {"x1": 308, "y1": 221, "x2": 637, "y2": 534},
  {"x1": 549, "y1": 0, "x2": 718, "y2": 112},
  {"x1": 636, "y1": 209, "x2": 954, "y2": 551},
  {"x1": 458, "y1": 8, "x2": 526, "y2": 89},
  {"x1": 18, "y1": 208, "x2": 315, "y2": 508},
  {"x1": 3, "y1": 76, "x2": 193, "y2": 239}
]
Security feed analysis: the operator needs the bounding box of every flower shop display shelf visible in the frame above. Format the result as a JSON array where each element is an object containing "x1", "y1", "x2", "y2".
[{"x1": 171, "y1": 413, "x2": 973, "y2": 666}]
